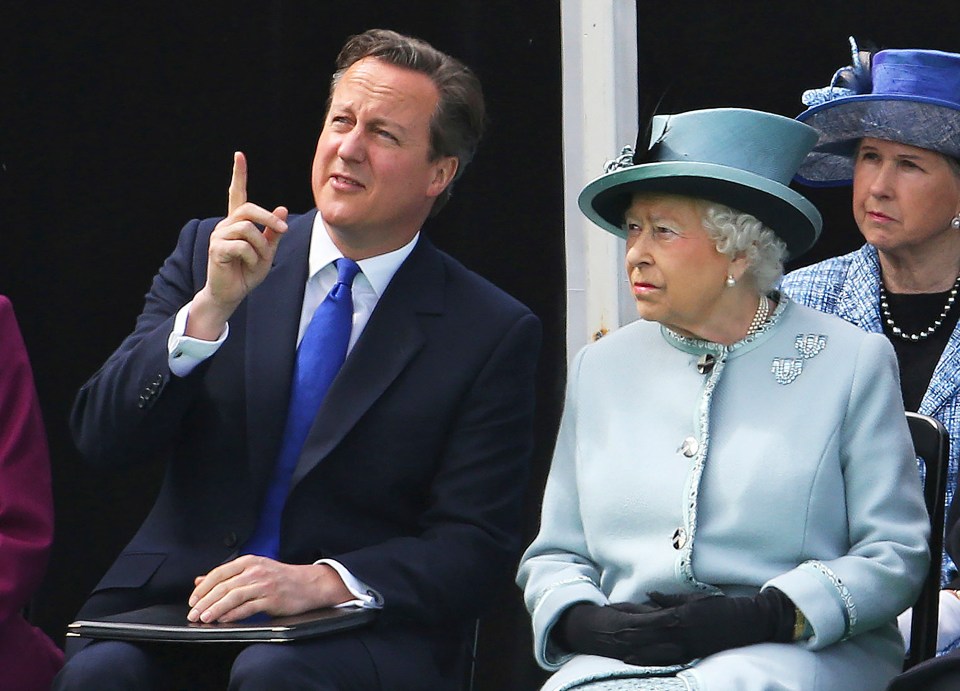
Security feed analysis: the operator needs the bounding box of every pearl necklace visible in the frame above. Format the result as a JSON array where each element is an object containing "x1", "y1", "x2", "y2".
[
  {"x1": 879, "y1": 274, "x2": 960, "y2": 342},
  {"x1": 746, "y1": 294, "x2": 770, "y2": 337}
]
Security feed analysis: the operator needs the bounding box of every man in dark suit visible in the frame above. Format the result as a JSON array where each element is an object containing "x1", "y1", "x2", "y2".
[{"x1": 56, "y1": 28, "x2": 540, "y2": 690}]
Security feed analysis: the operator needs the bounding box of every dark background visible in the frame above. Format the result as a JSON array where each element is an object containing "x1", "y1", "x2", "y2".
[{"x1": 2, "y1": 2, "x2": 958, "y2": 689}]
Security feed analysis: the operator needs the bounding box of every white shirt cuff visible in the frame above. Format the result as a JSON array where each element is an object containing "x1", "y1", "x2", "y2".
[
  {"x1": 938, "y1": 589, "x2": 960, "y2": 650},
  {"x1": 897, "y1": 590, "x2": 960, "y2": 652},
  {"x1": 315, "y1": 559, "x2": 384, "y2": 609},
  {"x1": 167, "y1": 302, "x2": 229, "y2": 377}
]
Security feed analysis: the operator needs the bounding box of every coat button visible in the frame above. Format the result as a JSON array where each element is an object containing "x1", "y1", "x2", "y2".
[
  {"x1": 696, "y1": 353, "x2": 715, "y2": 374},
  {"x1": 672, "y1": 527, "x2": 687, "y2": 550},
  {"x1": 223, "y1": 532, "x2": 238, "y2": 548},
  {"x1": 679, "y1": 437, "x2": 699, "y2": 457}
]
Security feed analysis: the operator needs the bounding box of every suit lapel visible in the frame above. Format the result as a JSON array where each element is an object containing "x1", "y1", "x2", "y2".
[
  {"x1": 834, "y1": 244, "x2": 960, "y2": 414},
  {"x1": 290, "y1": 237, "x2": 445, "y2": 487},
  {"x1": 922, "y1": 322, "x2": 960, "y2": 415},
  {"x1": 245, "y1": 210, "x2": 315, "y2": 485},
  {"x1": 837, "y1": 245, "x2": 884, "y2": 334}
]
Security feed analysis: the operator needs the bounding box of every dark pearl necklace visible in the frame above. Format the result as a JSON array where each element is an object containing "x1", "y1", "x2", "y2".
[{"x1": 879, "y1": 273, "x2": 960, "y2": 342}]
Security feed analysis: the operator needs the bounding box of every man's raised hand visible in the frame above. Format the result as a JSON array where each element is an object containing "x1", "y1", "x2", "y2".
[{"x1": 186, "y1": 152, "x2": 289, "y2": 340}]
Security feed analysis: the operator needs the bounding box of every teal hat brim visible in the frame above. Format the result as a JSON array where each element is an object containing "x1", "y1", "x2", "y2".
[{"x1": 578, "y1": 161, "x2": 823, "y2": 261}]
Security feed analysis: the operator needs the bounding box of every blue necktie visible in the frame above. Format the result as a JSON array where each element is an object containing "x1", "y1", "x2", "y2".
[{"x1": 242, "y1": 258, "x2": 361, "y2": 559}]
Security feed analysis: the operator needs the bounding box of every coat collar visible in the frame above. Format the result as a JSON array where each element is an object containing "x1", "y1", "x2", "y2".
[
  {"x1": 835, "y1": 244, "x2": 884, "y2": 334},
  {"x1": 923, "y1": 311, "x2": 960, "y2": 416},
  {"x1": 836, "y1": 244, "x2": 960, "y2": 415}
]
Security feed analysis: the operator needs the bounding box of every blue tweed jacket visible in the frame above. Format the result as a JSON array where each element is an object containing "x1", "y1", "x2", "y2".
[{"x1": 782, "y1": 243, "x2": 960, "y2": 585}]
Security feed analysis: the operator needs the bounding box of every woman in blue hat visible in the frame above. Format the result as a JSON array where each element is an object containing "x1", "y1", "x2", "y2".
[
  {"x1": 518, "y1": 108, "x2": 929, "y2": 690},
  {"x1": 782, "y1": 39, "x2": 960, "y2": 660}
]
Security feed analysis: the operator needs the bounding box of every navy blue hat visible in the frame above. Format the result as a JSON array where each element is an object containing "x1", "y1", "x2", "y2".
[{"x1": 796, "y1": 38, "x2": 960, "y2": 186}]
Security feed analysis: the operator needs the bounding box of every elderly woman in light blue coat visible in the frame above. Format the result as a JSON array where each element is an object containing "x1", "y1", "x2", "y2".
[{"x1": 517, "y1": 108, "x2": 930, "y2": 691}]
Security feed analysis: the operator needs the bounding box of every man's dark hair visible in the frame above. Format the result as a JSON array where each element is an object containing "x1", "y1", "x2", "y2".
[{"x1": 329, "y1": 28, "x2": 486, "y2": 215}]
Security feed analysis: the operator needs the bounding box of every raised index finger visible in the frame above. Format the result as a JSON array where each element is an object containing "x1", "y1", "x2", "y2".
[{"x1": 227, "y1": 151, "x2": 248, "y2": 215}]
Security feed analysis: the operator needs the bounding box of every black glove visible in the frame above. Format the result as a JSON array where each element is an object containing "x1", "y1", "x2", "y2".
[
  {"x1": 553, "y1": 601, "x2": 661, "y2": 662},
  {"x1": 554, "y1": 589, "x2": 796, "y2": 666},
  {"x1": 623, "y1": 589, "x2": 797, "y2": 665}
]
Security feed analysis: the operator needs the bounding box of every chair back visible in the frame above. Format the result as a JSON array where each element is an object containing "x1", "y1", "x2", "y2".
[{"x1": 904, "y1": 411, "x2": 950, "y2": 669}]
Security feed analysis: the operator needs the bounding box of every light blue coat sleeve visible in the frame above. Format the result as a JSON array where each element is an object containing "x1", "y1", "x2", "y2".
[{"x1": 766, "y1": 332, "x2": 930, "y2": 649}]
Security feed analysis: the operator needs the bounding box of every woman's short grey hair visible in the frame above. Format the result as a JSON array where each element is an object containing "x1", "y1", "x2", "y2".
[{"x1": 699, "y1": 202, "x2": 788, "y2": 293}]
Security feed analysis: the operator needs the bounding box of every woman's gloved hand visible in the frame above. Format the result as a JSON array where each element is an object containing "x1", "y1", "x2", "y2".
[
  {"x1": 554, "y1": 600, "x2": 661, "y2": 661},
  {"x1": 554, "y1": 588, "x2": 797, "y2": 666}
]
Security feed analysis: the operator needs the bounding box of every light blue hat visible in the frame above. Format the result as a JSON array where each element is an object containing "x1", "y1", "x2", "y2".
[{"x1": 578, "y1": 108, "x2": 823, "y2": 261}]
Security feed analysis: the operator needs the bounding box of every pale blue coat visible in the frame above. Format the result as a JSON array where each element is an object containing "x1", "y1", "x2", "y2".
[
  {"x1": 518, "y1": 298, "x2": 929, "y2": 691},
  {"x1": 782, "y1": 243, "x2": 960, "y2": 584}
]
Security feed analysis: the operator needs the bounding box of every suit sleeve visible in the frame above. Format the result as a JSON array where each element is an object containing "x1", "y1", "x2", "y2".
[
  {"x1": 70, "y1": 218, "x2": 214, "y2": 468},
  {"x1": 334, "y1": 310, "x2": 542, "y2": 626},
  {"x1": 0, "y1": 297, "x2": 55, "y2": 622}
]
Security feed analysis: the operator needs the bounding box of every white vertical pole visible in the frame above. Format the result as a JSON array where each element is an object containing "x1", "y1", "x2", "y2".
[{"x1": 560, "y1": 0, "x2": 639, "y2": 364}]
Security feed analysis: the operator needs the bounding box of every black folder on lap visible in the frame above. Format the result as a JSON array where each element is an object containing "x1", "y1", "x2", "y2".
[{"x1": 66, "y1": 603, "x2": 377, "y2": 643}]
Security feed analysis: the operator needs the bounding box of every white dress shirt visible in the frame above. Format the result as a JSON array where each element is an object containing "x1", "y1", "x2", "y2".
[{"x1": 167, "y1": 212, "x2": 418, "y2": 609}]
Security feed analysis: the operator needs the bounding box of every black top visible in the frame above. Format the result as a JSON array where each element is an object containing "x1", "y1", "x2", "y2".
[{"x1": 881, "y1": 289, "x2": 960, "y2": 412}]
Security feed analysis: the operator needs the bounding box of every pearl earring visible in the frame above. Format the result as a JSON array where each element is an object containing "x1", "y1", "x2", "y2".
[
  {"x1": 952, "y1": 214, "x2": 960, "y2": 230},
  {"x1": 726, "y1": 274, "x2": 736, "y2": 288}
]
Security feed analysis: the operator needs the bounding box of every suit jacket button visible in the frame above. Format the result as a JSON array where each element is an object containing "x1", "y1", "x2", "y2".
[{"x1": 224, "y1": 532, "x2": 238, "y2": 548}]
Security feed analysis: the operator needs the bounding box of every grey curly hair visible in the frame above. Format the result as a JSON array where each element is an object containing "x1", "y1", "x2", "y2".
[{"x1": 699, "y1": 202, "x2": 788, "y2": 293}]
